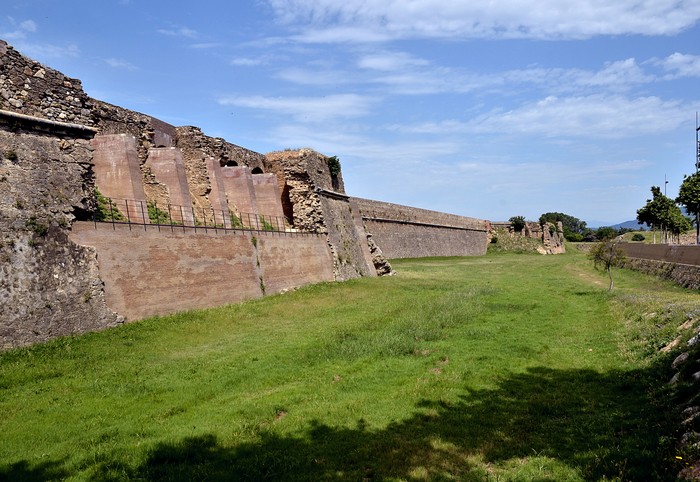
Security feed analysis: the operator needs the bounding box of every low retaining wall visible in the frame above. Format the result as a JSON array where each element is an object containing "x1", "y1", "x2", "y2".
[
  {"x1": 617, "y1": 244, "x2": 700, "y2": 290},
  {"x1": 352, "y1": 197, "x2": 488, "y2": 259},
  {"x1": 69, "y1": 222, "x2": 334, "y2": 320}
]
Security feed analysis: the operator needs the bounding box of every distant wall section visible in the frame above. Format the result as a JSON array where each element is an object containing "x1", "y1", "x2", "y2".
[
  {"x1": 352, "y1": 197, "x2": 488, "y2": 259},
  {"x1": 618, "y1": 243, "x2": 700, "y2": 290}
]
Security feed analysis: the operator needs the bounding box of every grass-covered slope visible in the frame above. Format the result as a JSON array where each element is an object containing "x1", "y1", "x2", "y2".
[{"x1": 1, "y1": 249, "x2": 695, "y2": 481}]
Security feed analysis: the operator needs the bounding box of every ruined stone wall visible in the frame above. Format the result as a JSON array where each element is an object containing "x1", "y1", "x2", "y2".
[
  {"x1": 175, "y1": 126, "x2": 268, "y2": 216},
  {"x1": 69, "y1": 222, "x2": 334, "y2": 320},
  {"x1": 352, "y1": 197, "x2": 488, "y2": 259},
  {"x1": 0, "y1": 118, "x2": 120, "y2": 349},
  {"x1": 488, "y1": 220, "x2": 565, "y2": 255},
  {"x1": 266, "y1": 149, "x2": 378, "y2": 280},
  {"x1": 0, "y1": 40, "x2": 93, "y2": 126}
]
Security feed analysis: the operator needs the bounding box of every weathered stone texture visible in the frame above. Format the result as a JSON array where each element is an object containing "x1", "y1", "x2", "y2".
[
  {"x1": 174, "y1": 126, "x2": 267, "y2": 216},
  {"x1": 266, "y1": 149, "x2": 378, "y2": 280},
  {"x1": 0, "y1": 126, "x2": 119, "y2": 349},
  {"x1": 617, "y1": 243, "x2": 700, "y2": 290},
  {"x1": 0, "y1": 40, "x2": 93, "y2": 126},
  {"x1": 353, "y1": 197, "x2": 488, "y2": 259},
  {"x1": 488, "y1": 220, "x2": 565, "y2": 255}
]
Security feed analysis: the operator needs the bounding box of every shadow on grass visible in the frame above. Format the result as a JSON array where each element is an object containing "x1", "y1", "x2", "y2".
[
  {"x1": 0, "y1": 459, "x2": 68, "y2": 482},
  {"x1": 82, "y1": 364, "x2": 679, "y2": 481}
]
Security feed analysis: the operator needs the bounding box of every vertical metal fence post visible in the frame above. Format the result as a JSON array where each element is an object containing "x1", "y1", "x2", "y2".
[
  {"x1": 180, "y1": 206, "x2": 186, "y2": 232},
  {"x1": 140, "y1": 200, "x2": 147, "y2": 231},
  {"x1": 125, "y1": 199, "x2": 132, "y2": 231},
  {"x1": 155, "y1": 201, "x2": 160, "y2": 232},
  {"x1": 168, "y1": 204, "x2": 174, "y2": 232},
  {"x1": 109, "y1": 199, "x2": 115, "y2": 230}
]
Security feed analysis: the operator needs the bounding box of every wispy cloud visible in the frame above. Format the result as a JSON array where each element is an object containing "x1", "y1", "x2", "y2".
[
  {"x1": 266, "y1": 0, "x2": 700, "y2": 42},
  {"x1": 157, "y1": 26, "x2": 198, "y2": 39},
  {"x1": 218, "y1": 93, "x2": 377, "y2": 122},
  {"x1": 2, "y1": 18, "x2": 37, "y2": 41},
  {"x1": 231, "y1": 57, "x2": 268, "y2": 66},
  {"x1": 104, "y1": 57, "x2": 137, "y2": 70},
  {"x1": 357, "y1": 51, "x2": 429, "y2": 71},
  {"x1": 653, "y1": 52, "x2": 700, "y2": 79},
  {"x1": 275, "y1": 66, "x2": 354, "y2": 86},
  {"x1": 190, "y1": 42, "x2": 224, "y2": 50},
  {"x1": 393, "y1": 95, "x2": 688, "y2": 139}
]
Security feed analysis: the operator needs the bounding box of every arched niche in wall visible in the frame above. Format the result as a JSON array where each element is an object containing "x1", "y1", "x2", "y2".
[
  {"x1": 224, "y1": 160, "x2": 238, "y2": 167},
  {"x1": 281, "y1": 183, "x2": 294, "y2": 225},
  {"x1": 251, "y1": 167, "x2": 264, "y2": 174}
]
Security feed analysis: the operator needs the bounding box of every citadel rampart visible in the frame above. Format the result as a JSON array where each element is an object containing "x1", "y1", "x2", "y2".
[
  {"x1": 69, "y1": 223, "x2": 334, "y2": 320},
  {"x1": 1, "y1": 40, "x2": 490, "y2": 349},
  {"x1": 617, "y1": 243, "x2": 700, "y2": 290},
  {"x1": 352, "y1": 197, "x2": 488, "y2": 258}
]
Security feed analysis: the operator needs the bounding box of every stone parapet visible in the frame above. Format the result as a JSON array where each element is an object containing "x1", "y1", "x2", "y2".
[{"x1": 0, "y1": 40, "x2": 93, "y2": 126}]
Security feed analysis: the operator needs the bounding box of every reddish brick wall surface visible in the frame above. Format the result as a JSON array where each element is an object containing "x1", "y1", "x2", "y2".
[{"x1": 69, "y1": 222, "x2": 334, "y2": 321}]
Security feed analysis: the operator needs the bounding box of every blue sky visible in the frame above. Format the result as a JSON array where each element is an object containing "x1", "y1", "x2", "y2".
[{"x1": 3, "y1": 1, "x2": 700, "y2": 226}]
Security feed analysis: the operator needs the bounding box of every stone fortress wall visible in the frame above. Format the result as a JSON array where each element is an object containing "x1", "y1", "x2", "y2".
[
  {"x1": 0, "y1": 39, "x2": 490, "y2": 348},
  {"x1": 352, "y1": 197, "x2": 488, "y2": 258}
]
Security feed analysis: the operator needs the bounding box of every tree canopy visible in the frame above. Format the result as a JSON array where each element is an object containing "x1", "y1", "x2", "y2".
[
  {"x1": 636, "y1": 186, "x2": 690, "y2": 242},
  {"x1": 538, "y1": 212, "x2": 587, "y2": 241},
  {"x1": 676, "y1": 172, "x2": 700, "y2": 243},
  {"x1": 508, "y1": 215, "x2": 526, "y2": 232}
]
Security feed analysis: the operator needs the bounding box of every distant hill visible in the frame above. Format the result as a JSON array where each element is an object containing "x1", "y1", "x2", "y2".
[
  {"x1": 589, "y1": 220, "x2": 647, "y2": 230},
  {"x1": 611, "y1": 220, "x2": 647, "y2": 231}
]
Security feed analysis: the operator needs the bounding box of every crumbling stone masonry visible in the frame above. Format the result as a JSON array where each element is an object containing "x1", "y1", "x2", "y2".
[
  {"x1": 0, "y1": 110, "x2": 121, "y2": 349},
  {"x1": 265, "y1": 149, "x2": 381, "y2": 280}
]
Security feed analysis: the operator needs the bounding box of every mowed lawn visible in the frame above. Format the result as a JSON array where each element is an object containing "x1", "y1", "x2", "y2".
[{"x1": 0, "y1": 249, "x2": 693, "y2": 481}]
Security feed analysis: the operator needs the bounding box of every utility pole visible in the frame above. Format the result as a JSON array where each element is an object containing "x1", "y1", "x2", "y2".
[{"x1": 696, "y1": 113, "x2": 700, "y2": 243}]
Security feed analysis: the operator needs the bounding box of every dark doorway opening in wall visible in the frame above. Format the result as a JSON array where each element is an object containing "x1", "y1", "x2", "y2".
[
  {"x1": 225, "y1": 160, "x2": 238, "y2": 167},
  {"x1": 281, "y1": 183, "x2": 294, "y2": 225},
  {"x1": 251, "y1": 167, "x2": 264, "y2": 174},
  {"x1": 331, "y1": 174, "x2": 340, "y2": 191}
]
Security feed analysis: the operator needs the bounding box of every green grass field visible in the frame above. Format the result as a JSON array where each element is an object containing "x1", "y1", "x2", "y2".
[{"x1": 1, "y1": 248, "x2": 697, "y2": 481}]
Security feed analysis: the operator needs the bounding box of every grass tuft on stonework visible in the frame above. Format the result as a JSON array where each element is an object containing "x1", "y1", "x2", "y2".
[{"x1": 0, "y1": 249, "x2": 694, "y2": 481}]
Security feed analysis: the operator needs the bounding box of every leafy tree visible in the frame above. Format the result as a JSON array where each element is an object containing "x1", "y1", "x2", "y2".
[
  {"x1": 595, "y1": 226, "x2": 617, "y2": 241},
  {"x1": 667, "y1": 208, "x2": 692, "y2": 243},
  {"x1": 676, "y1": 172, "x2": 700, "y2": 244},
  {"x1": 538, "y1": 212, "x2": 587, "y2": 241},
  {"x1": 509, "y1": 215, "x2": 526, "y2": 233},
  {"x1": 588, "y1": 242, "x2": 626, "y2": 291},
  {"x1": 636, "y1": 186, "x2": 684, "y2": 243}
]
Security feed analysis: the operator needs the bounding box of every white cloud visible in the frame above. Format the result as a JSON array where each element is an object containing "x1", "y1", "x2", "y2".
[
  {"x1": 266, "y1": 0, "x2": 700, "y2": 42},
  {"x1": 2, "y1": 17, "x2": 37, "y2": 40},
  {"x1": 19, "y1": 20, "x2": 36, "y2": 32},
  {"x1": 218, "y1": 93, "x2": 376, "y2": 121},
  {"x1": 231, "y1": 57, "x2": 266, "y2": 66},
  {"x1": 395, "y1": 95, "x2": 687, "y2": 139},
  {"x1": 104, "y1": 57, "x2": 137, "y2": 70},
  {"x1": 14, "y1": 42, "x2": 80, "y2": 59},
  {"x1": 655, "y1": 52, "x2": 700, "y2": 79},
  {"x1": 357, "y1": 51, "x2": 429, "y2": 71},
  {"x1": 190, "y1": 42, "x2": 223, "y2": 50},
  {"x1": 275, "y1": 67, "x2": 353, "y2": 86},
  {"x1": 157, "y1": 26, "x2": 198, "y2": 39}
]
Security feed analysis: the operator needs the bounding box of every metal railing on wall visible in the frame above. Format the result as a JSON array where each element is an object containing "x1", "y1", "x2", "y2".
[{"x1": 91, "y1": 197, "x2": 308, "y2": 235}]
